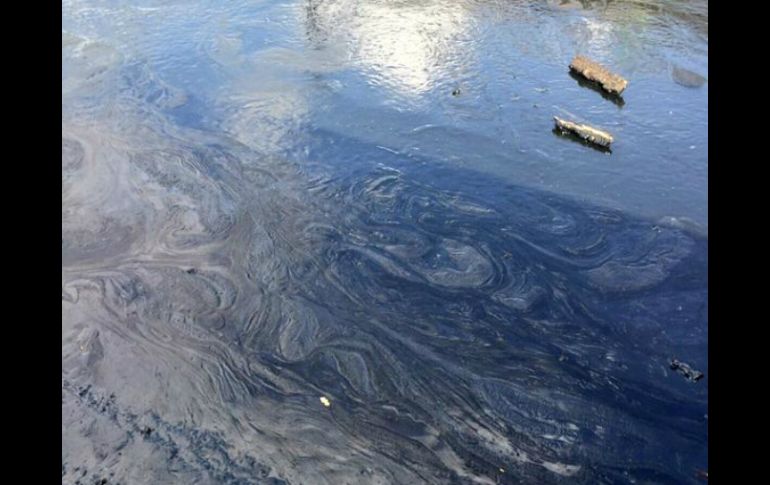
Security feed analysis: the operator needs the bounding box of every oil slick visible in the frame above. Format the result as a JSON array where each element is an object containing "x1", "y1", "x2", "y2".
[{"x1": 63, "y1": 0, "x2": 708, "y2": 483}]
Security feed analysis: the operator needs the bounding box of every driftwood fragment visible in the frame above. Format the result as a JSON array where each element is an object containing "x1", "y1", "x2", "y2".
[
  {"x1": 554, "y1": 116, "x2": 613, "y2": 148},
  {"x1": 568, "y1": 70, "x2": 625, "y2": 107},
  {"x1": 569, "y1": 55, "x2": 628, "y2": 95},
  {"x1": 670, "y1": 358, "x2": 704, "y2": 382}
]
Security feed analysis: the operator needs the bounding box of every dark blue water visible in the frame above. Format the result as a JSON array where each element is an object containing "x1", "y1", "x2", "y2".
[{"x1": 63, "y1": 1, "x2": 708, "y2": 483}]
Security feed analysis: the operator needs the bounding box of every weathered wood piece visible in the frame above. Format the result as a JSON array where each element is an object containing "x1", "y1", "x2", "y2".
[
  {"x1": 569, "y1": 55, "x2": 628, "y2": 95},
  {"x1": 553, "y1": 116, "x2": 613, "y2": 148},
  {"x1": 670, "y1": 358, "x2": 704, "y2": 382}
]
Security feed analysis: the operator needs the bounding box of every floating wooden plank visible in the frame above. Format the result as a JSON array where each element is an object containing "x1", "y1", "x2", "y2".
[
  {"x1": 568, "y1": 70, "x2": 625, "y2": 107},
  {"x1": 553, "y1": 116, "x2": 613, "y2": 148},
  {"x1": 670, "y1": 358, "x2": 704, "y2": 382},
  {"x1": 569, "y1": 55, "x2": 628, "y2": 95}
]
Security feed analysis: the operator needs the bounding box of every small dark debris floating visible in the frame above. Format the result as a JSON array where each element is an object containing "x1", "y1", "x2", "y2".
[
  {"x1": 670, "y1": 358, "x2": 704, "y2": 382},
  {"x1": 672, "y1": 66, "x2": 706, "y2": 88}
]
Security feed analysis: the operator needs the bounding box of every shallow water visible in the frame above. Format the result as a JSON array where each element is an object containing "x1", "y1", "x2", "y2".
[{"x1": 63, "y1": 1, "x2": 708, "y2": 483}]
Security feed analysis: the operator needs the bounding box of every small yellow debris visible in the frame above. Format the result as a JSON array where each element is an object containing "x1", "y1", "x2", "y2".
[
  {"x1": 554, "y1": 116, "x2": 614, "y2": 148},
  {"x1": 320, "y1": 396, "x2": 331, "y2": 407}
]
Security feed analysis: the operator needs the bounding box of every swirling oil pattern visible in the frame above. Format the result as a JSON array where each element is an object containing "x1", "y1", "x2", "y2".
[{"x1": 63, "y1": 1, "x2": 707, "y2": 484}]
